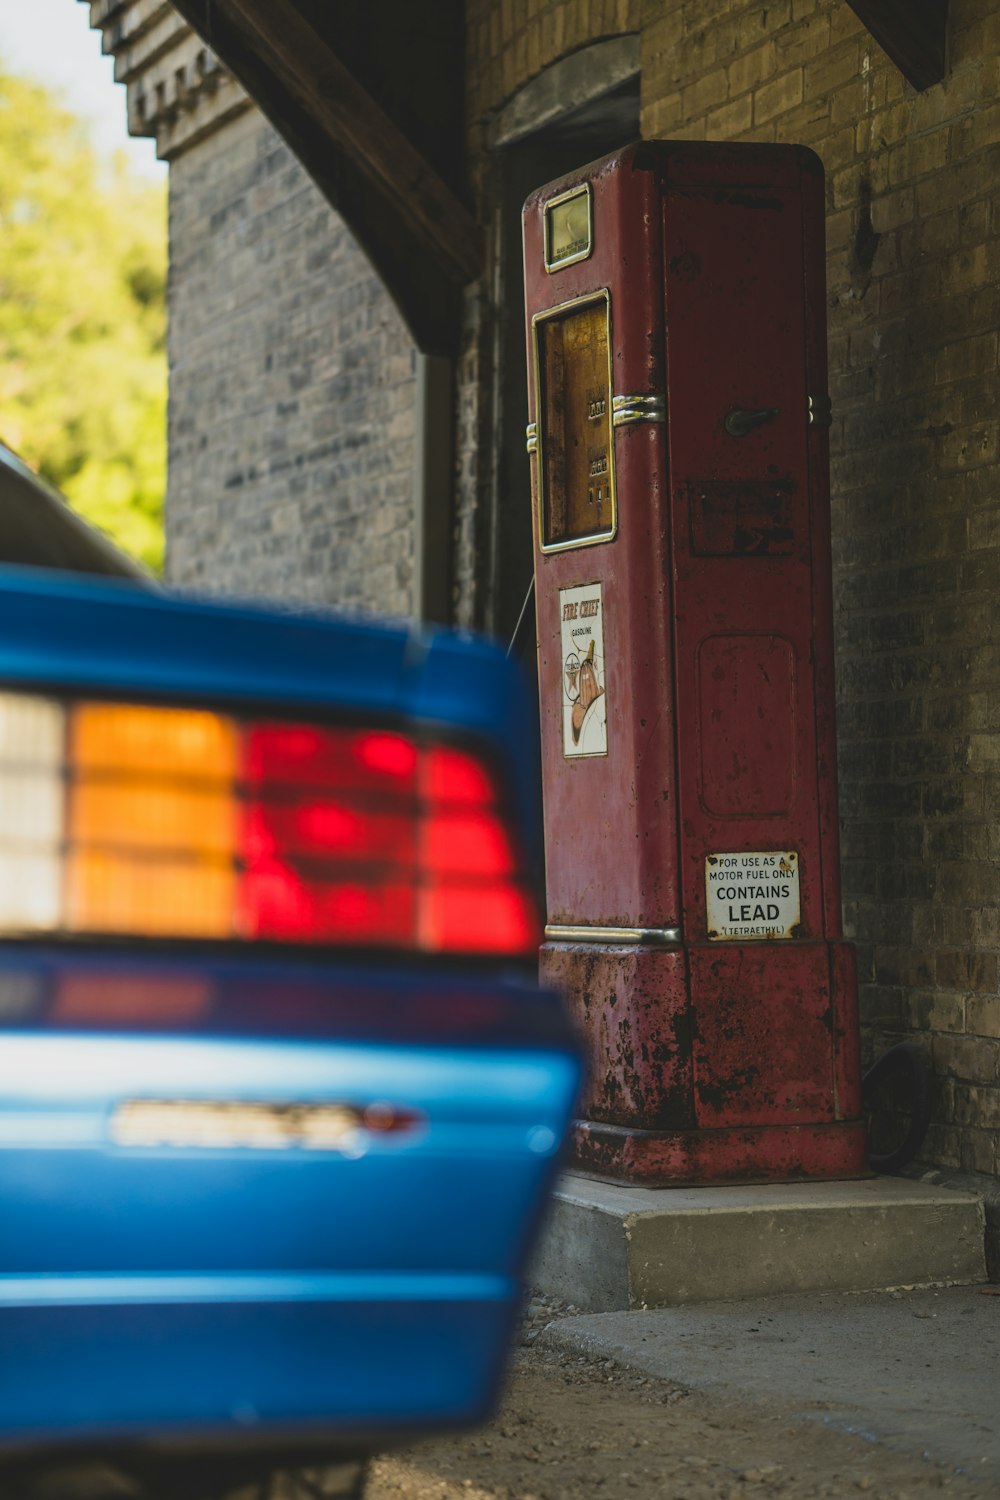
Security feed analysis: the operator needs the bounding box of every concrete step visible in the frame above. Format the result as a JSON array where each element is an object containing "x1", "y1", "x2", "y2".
[{"x1": 533, "y1": 1172, "x2": 986, "y2": 1311}]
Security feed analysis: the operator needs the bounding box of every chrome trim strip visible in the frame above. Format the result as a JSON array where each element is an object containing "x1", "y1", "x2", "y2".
[
  {"x1": 544, "y1": 923, "x2": 682, "y2": 947},
  {"x1": 611, "y1": 393, "x2": 666, "y2": 427},
  {"x1": 807, "y1": 394, "x2": 832, "y2": 428}
]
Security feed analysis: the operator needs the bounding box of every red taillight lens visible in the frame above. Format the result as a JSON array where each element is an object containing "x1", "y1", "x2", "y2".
[
  {"x1": 243, "y1": 800, "x2": 416, "y2": 865},
  {"x1": 421, "y1": 882, "x2": 540, "y2": 955},
  {"x1": 241, "y1": 720, "x2": 537, "y2": 953},
  {"x1": 245, "y1": 724, "x2": 418, "y2": 792},
  {"x1": 0, "y1": 692, "x2": 540, "y2": 957},
  {"x1": 424, "y1": 746, "x2": 495, "y2": 804},
  {"x1": 424, "y1": 810, "x2": 515, "y2": 876},
  {"x1": 241, "y1": 861, "x2": 416, "y2": 945}
]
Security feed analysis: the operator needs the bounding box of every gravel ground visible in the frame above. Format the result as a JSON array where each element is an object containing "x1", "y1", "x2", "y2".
[{"x1": 369, "y1": 1294, "x2": 989, "y2": 1500}]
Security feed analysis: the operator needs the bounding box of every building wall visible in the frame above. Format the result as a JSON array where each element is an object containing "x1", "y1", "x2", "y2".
[
  {"x1": 166, "y1": 108, "x2": 417, "y2": 614},
  {"x1": 100, "y1": 0, "x2": 999, "y2": 1191},
  {"x1": 462, "y1": 0, "x2": 1000, "y2": 1184}
]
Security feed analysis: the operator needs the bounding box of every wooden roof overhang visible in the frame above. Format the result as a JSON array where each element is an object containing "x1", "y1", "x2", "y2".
[
  {"x1": 169, "y1": 0, "x2": 482, "y2": 355},
  {"x1": 167, "y1": 2, "x2": 947, "y2": 355},
  {"x1": 843, "y1": 1, "x2": 949, "y2": 92}
]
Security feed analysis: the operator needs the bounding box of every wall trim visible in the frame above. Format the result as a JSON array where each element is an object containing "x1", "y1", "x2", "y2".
[
  {"x1": 86, "y1": 0, "x2": 251, "y2": 161},
  {"x1": 486, "y1": 35, "x2": 641, "y2": 151}
]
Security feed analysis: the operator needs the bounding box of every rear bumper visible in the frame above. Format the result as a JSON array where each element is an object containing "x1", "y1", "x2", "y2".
[
  {"x1": 0, "y1": 1275, "x2": 516, "y2": 1446},
  {"x1": 0, "y1": 948, "x2": 580, "y2": 1451}
]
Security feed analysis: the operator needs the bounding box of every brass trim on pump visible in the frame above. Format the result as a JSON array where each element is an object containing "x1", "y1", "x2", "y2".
[
  {"x1": 611, "y1": 393, "x2": 666, "y2": 427},
  {"x1": 544, "y1": 923, "x2": 682, "y2": 946}
]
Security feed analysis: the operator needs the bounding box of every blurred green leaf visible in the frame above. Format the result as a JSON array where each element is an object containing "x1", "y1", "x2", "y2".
[{"x1": 0, "y1": 63, "x2": 166, "y2": 570}]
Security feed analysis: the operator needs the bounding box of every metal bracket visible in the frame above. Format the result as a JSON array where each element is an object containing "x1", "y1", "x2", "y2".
[
  {"x1": 807, "y1": 394, "x2": 833, "y2": 428},
  {"x1": 611, "y1": 393, "x2": 666, "y2": 427},
  {"x1": 525, "y1": 421, "x2": 538, "y2": 454}
]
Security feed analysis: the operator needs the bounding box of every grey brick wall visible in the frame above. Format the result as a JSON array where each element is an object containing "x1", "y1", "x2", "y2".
[{"x1": 166, "y1": 108, "x2": 416, "y2": 616}]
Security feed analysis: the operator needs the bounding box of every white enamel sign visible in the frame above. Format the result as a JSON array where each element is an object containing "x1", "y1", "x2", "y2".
[
  {"x1": 559, "y1": 581, "x2": 607, "y2": 758},
  {"x1": 705, "y1": 851, "x2": 800, "y2": 941}
]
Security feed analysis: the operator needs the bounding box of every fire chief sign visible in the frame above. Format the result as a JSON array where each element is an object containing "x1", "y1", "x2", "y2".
[
  {"x1": 559, "y1": 582, "x2": 607, "y2": 758},
  {"x1": 705, "y1": 851, "x2": 800, "y2": 941}
]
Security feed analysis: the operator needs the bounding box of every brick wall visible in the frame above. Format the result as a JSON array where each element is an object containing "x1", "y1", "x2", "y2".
[
  {"x1": 460, "y1": 0, "x2": 1000, "y2": 1182},
  {"x1": 167, "y1": 108, "x2": 417, "y2": 615}
]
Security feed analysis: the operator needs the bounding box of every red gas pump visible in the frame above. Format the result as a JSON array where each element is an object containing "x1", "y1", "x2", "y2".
[{"x1": 523, "y1": 141, "x2": 865, "y2": 1185}]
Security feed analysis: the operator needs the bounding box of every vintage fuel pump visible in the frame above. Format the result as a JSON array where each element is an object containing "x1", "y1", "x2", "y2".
[{"x1": 523, "y1": 141, "x2": 866, "y2": 1184}]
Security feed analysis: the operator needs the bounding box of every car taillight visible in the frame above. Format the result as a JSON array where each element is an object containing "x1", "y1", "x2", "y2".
[{"x1": 0, "y1": 691, "x2": 540, "y2": 957}]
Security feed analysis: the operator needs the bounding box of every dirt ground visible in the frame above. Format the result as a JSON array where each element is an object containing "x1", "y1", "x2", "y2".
[{"x1": 369, "y1": 1302, "x2": 987, "y2": 1500}]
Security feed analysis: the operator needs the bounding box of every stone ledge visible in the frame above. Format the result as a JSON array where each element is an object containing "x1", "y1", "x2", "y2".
[
  {"x1": 908, "y1": 1163, "x2": 1000, "y2": 1280},
  {"x1": 82, "y1": 0, "x2": 253, "y2": 160},
  {"x1": 533, "y1": 1171, "x2": 987, "y2": 1311}
]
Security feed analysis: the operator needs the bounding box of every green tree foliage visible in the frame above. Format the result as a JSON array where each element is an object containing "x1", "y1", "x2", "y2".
[{"x1": 0, "y1": 62, "x2": 166, "y2": 569}]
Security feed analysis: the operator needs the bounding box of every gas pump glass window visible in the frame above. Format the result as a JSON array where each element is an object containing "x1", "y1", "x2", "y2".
[{"x1": 533, "y1": 290, "x2": 616, "y2": 551}]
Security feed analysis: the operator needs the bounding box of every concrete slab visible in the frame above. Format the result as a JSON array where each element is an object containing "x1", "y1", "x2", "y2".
[
  {"x1": 533, "y1": 1173, "x2": 986, "y2": 1310},
  {"x1": 540, "y1": 1286, "x2": 1000, "y2": 1485}
]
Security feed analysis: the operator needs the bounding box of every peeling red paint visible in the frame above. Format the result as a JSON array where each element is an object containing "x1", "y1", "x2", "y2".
[
  {"x1": 573, "y1": 1118, "x2": 869, "y2": 1186},
  {"x1": 541, "y1": 944, "x2": 694, "y2": 1131}
]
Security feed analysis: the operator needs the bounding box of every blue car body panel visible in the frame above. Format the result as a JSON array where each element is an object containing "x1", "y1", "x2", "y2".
[{"x1": 0, "y1": 568, "x2": 576, "y2": 1456}]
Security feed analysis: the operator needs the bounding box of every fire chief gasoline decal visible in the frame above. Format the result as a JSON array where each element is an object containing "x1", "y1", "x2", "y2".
[
  {"x1": 705, "y1": 851, "x2": 800, "y2": 941},
  {"x1": 560, "y1": 582, "x2": 607, "y2": 758}
]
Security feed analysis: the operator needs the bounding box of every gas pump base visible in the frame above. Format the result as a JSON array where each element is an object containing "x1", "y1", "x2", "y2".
[
  {"x1": 572, "y1": 1120, "x2": 869, "y2": 1187},
  {"x1": 542, "y1": 940, "x2": 866, "y2": 1187}
]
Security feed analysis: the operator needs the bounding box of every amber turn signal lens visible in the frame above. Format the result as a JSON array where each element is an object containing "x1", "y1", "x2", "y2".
[
  {"x1": 72, "y1": 703, "x2": 238, "y2": 779},
  {"x1": 71, "y1": 782, "x2": 237, "y2": 856},
  {"x1": 66, "y1": 850, "x2": 235, "y2": 939}
]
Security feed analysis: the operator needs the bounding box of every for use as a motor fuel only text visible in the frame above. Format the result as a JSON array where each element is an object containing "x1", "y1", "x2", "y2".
[{"x1": 705, "y1": 851, "x2": 800, "y2": 941}]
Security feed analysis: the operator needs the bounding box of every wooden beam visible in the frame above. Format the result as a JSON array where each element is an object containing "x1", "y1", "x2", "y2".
[
  {"x1": 173, "y1": 0, "x2": 482, "y2": 288},
  {"x1": 844, "y1": 0, "x2": 949, "y2": 92}
]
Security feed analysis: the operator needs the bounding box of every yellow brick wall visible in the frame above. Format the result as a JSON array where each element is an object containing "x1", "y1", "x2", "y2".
[{"x1": 462, "y1": 0, "x2": 1000, "y2": 1197}]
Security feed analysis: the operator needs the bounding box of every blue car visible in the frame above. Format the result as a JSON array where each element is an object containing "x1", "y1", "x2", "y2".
[{"x1": 0, "y1": 446, "x2": 579, "y2": 1499}]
